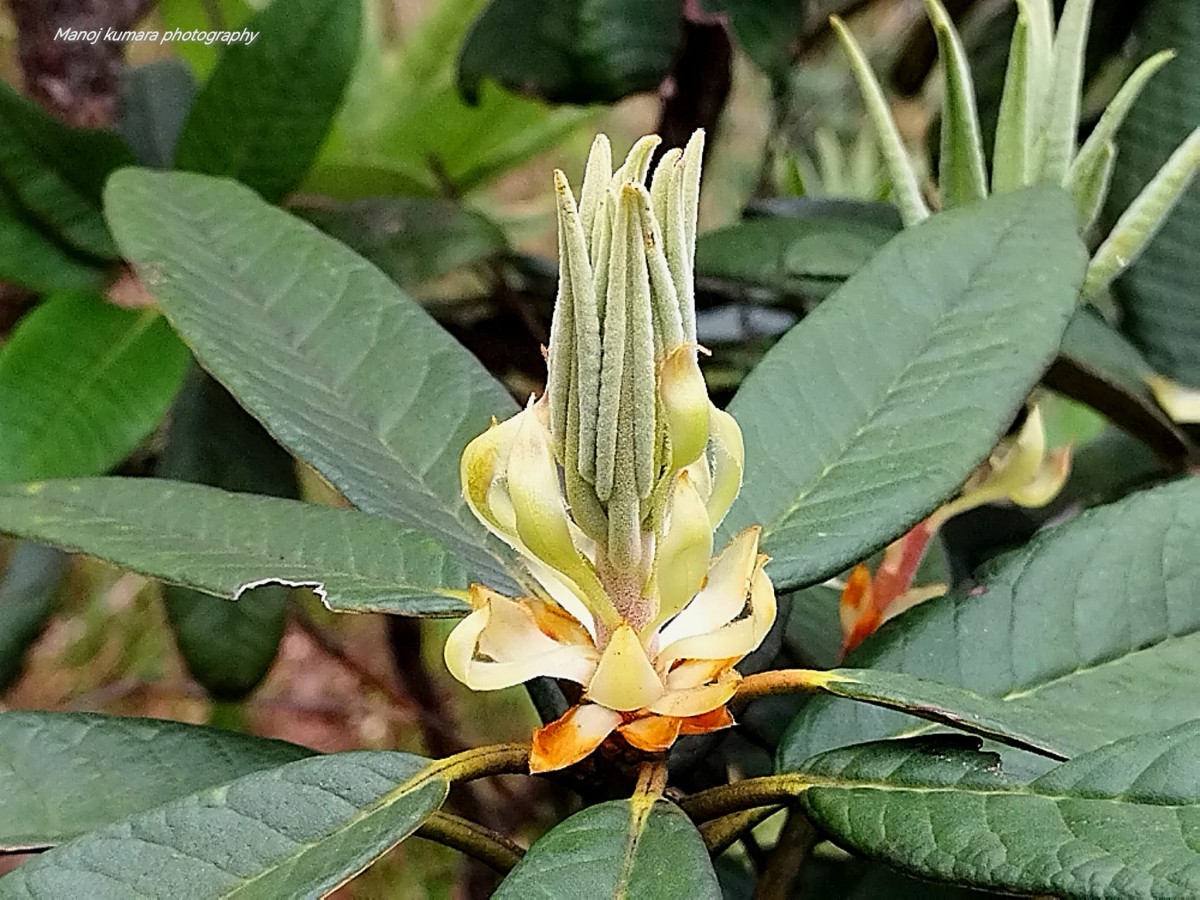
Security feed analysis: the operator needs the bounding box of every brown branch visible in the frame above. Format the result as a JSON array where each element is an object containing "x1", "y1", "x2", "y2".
[{"x1": 415, "y1": 811, "x2": 525, "y2": 873}]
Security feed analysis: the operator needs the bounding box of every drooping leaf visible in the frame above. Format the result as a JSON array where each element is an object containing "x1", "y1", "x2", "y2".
[
  {"x1": 158, "y1": 369, "x2": 299, "y2": 700},
  {"x1": 495, "y1": 798, "x2": 719, "y2": 900},
  {"x1": 695, "y1": 199, "x2": 900, "y2": 299},
  {"x1": 0, "y1": 293, "x2": 190, "y2": 484},
  {"x1": 1107, "y1": 0, "x2": 1200, "y2": 385},
  {"x1": 118, "y1": 59, "x2": 198, "y2": 169},
  {"x1": 457, "y1": 0, "x2": 680, "y2": 105},
  {"x1": 723, "y1": 188, "x2": 1086, "y2": 592},
  {"x1": 798, "y1": 724, "x2": 1200, "y2": 898},
  {"x1": 0, "y1": 82, "x2": 134, "y2": 258},
  {"x1": 0, "y1": 187, "x2": 104, "y2": 293},
  {"x1": 0, "y1": 711, "x2": 313, "y2": 851},
  {"x1": 0, "y1": 479, "x2": 469, "y2": 616},
  {"x1": 0, "y1": 750, "x2": 446, "y2": 898},
  {"x1": 779, "y1": 478, "x2": 1200, "y2": 769},
  {"x1": 103, "y1": 168, "x2": 519, "y2": 590},
  {"x1": 298, "y1": 196, "x2": 507, "y2": 288},
  {"x1": 174, "y1": 0, "x2": 361, "y2": 201},
  {"x1": 0, "y1": 544, "x2": 68, "y2": 692}
]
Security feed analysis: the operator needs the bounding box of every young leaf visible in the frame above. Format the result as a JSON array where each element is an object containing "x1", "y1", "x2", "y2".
[
  {"x1": 1070, "y1": 139, "x2": 1116, "y2": 231},
  {"x1": 1037, "y1": 0, "x2": 1094, "y2": 184},
  {"x1": 157, "y1": 369, "x2": 300, "y2": 700},
  {"x1": 0, "y1": 293, "x2": 190, "y2": 484},
  {"x1": 0, "y1": 479, "x2": 470, "y2": 617},
  {"x1": 798, "y1": 723, "x2": 1200, "y2": 898},
  {"x1": 495, "y1": 798, "x2": 720, "y2": 899},
  {"x1": 0, "y1": 545, "x2": 68, "y2": 693},
  {"x1": 830, "y1": 16, "x2": 930, "y2": 227},
  {"x1": 118, "y1": 59, "x2": 198, "y2": 170},
  {"x1": 1068, "y1": 49, "x2": 1176, "y2": 211},
  {"x1": 0, "y1": 83, "x2": 134, "y2": 258},
  {"x1": 779, "y1": 477, "x2": 1200, "y2": 769},
  {"x1": 1083, "y1": 128, "x2": 1200, "y2": 300},
  {"x1": 722, "y1": 188, "x2": 1086, "y2": 592},
  {"x1": 924, "y1": 0, "x2": 988, "y2": 207},
  {"x1": 990, "y1": 7, "x2": 1032, "y2": 193},
  {"x1": 0, "y1": 751, "x2": 446, "y2": 898},
  {"x1": 0, "y1": 712, "x2": 312, "y2": 851},
  {"x1": 103, "y1": 169, "x2": 520, "y2": 591},
  {"x1": 174, "y1": 0, "x2": 361, "y2": 201}
]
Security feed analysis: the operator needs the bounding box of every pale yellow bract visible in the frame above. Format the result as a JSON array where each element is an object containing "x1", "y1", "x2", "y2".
[{"x1": 443, "y1": 131, "x2": 778, "y2": 773}]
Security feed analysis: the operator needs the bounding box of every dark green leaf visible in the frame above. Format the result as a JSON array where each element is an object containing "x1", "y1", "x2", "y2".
[
  {"x1": 0, "y1": 293, "x2": 190, "y2": 484},
  {"x1": 0, "y1": 479, "x2": 469, "y2": 616},
  {"x1": 798, "y1": 723, "x2": 1200, "y2": 898},
  {"x1": 158, "y1": 369, "x2": 299, "y2": 700},
  {"x1": 0, "y1": 750, "x2": 445, "y2": 897},
  {"x1": 118, "y1": 59, "x2": 198, "y2": 169},
  {"x1": 495, "y1": 798, "x2": 719, "y2": 899},
  {"x1": 174, "y1": 0, "x2": 362, "y2": 201},
  {"x1": 0, "y1": 187, "x2": 104, "y2": 293},
  {"x1": 457, "y1": 0, "x2": 680, "y2": 105},
  {"x1": 1108, "y1": 0, "x2": 1200, "y2": 386},
  {"x1": 696, "y1": 199, "x2": 900, "y2": 300},
  {"x1": 723, "y1": 188, "x2": 1087, "y2": 591},
  {"x1": 0, "y1": 544, "x2": 68, "y2": 692},
  {"x1": 779, "y1": 478, "x2": 1200, "y2": 769},
  {"x1": 0, "y1": 82, "x2": 134, "y2": 258},
  {"x1": 0, "y1": 711, "x2": 312, "y2": 850},
  {"x1": 297, "y1": 196, "x2": 507, "y2": 287},
  {"x1": 104, "y1": 169, "x2": 519, "y2": 590},
  {"x1": 699, "y1": 0, "x2": 804, "y2": 80}
]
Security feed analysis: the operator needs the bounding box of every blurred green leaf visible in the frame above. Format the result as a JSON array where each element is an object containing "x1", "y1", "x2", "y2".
[
  {"x1": 699, "y1": 0, "x2": 804, "y2": 81},
  {"x1": 0, "y1": 82, "x2": 134, "y2": 258},
  {"x1": 722, "y1": 189, "x2": 1086, "y2": 592},
  {"x1": 1108, "y1": 0, "x2": 1200, "y2": 385},
  {"x1": 104, "y1": 169, "x2": 519, "y2": 590},
  {"x1": 0, "y1": 750, "x2": 446, "y2": 897},
  {"x1": 496, "y1": 799, "x2": 719, "y2": 899},
  {"x1": 156, "y1": 0, "x2": 255, "y2": 78},
  {"x1": 457, "y1": 0, "x2": 680, "y2": 105},
  {"x1": 298, "y1": 196, "x2": 507, "y2": 287},
  {"x1": 0, "y1": 711, "x2": 312, "y2": 850},
  {"x1": 118, "y1": 59, "x2": 198, "y2": 169},
  {"x1": 174, "y1": 0, "x2": 361, "y2": 201},
  {"x1": 0, "y1": 187, "x2": 104, "y2": 293},
  {"x1": 799, "y1": 724, "x2": 1200, "y2": 897},
  {"x1": 779, "y1": 478, "x2": 1200, "y2": 769},
  {"x1": 158, "y1": 369, "x2": 299, "y2": 700},
  {"x1": 0, "y1": 479, "x2": 470, "y2": 616},
  {"x1": 0, "y1": 544, "x2": 68, "y2": 692},
  {"x1": 0, "y1": 293, "x2": 189, "y2": 484}
]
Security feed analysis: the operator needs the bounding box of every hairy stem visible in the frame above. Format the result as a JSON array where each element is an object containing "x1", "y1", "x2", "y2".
[
  {"x1": 416, "y1": 811, "x2": 525, "y2": 873},
  {"x1": 699, "y1": 806, "x2": 781, "y2": 856},
  {"x1": 430, "y1": 743, "x2": 531, "y2": 784},
  {"x1": 681, "y1": 775, "x2": 812, "y2": 822},
  {"x1": 734, "y1": 669, "x2": 839, "y2": 705}
]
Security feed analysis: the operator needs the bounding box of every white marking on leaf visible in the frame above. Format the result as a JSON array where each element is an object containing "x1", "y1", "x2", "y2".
[{"x1": 233, "y1": 577, "x2": 330, "y2": 609}]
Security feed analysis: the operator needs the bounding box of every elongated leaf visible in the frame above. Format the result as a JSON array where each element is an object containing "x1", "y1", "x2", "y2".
[
  {"x1": 0, "y1": 82, "x2": 133, "y2": 258},
  {"x1": 457, "y1": 0, "x2": 680, "y2": 105},
  {"x1": 0, "y1": 187, "x2": 103, "y2": 293},
  {"x1": 0, "y1": 293, "x2": 190, "y2": 484},
  {"x1": 991, "y1": 9, "x2": 1031, "y2": 193},
  {"x1": 0, "y1": 750, "x2": 446, "y2": 898},
  {"x1": 0, "y1": 712, "x2": 313, "y2": 851},
  {"x1": 298, "y1": 196, "x2": 507, "y2": 288},
  {"x1": 118, "y1": 59, "x2": 198, "y2": 169},
  {"x1": 723, "y1": 188, "x2": 1086, "y2": 592},
  {"x1": 779, "y1": 478, "x2": 1200, "y2": 769},
  {"x1": 0, "y1": 479, "x2": 469, "y2": 616},
  {"x1": 495, "y1": 798, "x2": 719, "y2": 899},
  {"x1": 1107, "y1": 0, "x2": 1200, "y2": 385},
  {"x1": 104, "y1": 169, "x2": 519, "y2": 590},
  {"x1": 925, "y1": 0, "x2": 987, "y2": 207},
  {"x1": 798, "y1": 724, "x2": 1200, "y2": 898},
  {"x1": 0, "y1": 544, "x2": 68, "y2": 692},
  {"x1": 158, "y1": 369, "x2": 299, "y2": 700},
  {"x1": 830, "y1": 17, "x2": 929, "y2": 227},
  {"x1": 156, "y1": 0, "x2": 254, "y2": 77},
  {"x1": 174, "y1": 0, "x2": 361, "y2": 201},
  {"x1": 1038, "y1": 0, "x2": 1094, "y2": 184}
]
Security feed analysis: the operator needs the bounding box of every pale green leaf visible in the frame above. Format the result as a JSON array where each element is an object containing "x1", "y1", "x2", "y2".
[
  {"x1": 991, "y1": 9, "x2": 1032, "y2": 193},
  {"x1": 0, "y1": 479, "x2": 469, "y2": 616},
  {"x1": 925, "y1": 0, "x2": 988, "y2": 207},
  {"x1": 1037, "y1": 0, "x2": 1094, "y2": 183}
]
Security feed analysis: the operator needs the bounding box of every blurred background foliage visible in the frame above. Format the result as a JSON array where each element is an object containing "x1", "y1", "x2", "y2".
[{"x1": 0, "y1": 0, "x2": 1195, "y2": 895}]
